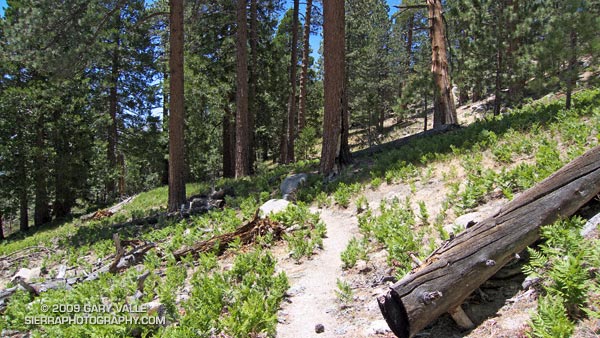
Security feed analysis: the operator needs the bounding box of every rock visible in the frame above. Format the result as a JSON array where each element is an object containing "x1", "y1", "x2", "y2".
[
  {"x1": 280, "y1": 173, "x2": 308, "y2": 200},
  {"x1": 369, "y1": 320, "x2": 391, "y2": 335},
  {"x1": 315, "y1": 323, "x2": 325, "y2": 333},
  {"x1": 144, "y1": 300, "x2": 166, "y2": 318},
  {"x1": 284, "y1": 224, "x2": 302, "y2": 233},
  {"x1": 581, "y1": 212, "x2": 600, "y2": 238},
  {"x1": 522, "y1": 276, "x2": 540, "y2": 290},
  {"x1": 259, "y1": 199, "x2": 290, "y2": 219},
  {"x1": 175, "y1": 293, "x2": 190, "y2": 303},
  {"x1": 12, "y1": 267, "x2": 41, "y2": 283},
  {"x1": 334, "y1": 327, "x2": 348, "y2": 335},
  {"x1": 454, "y1": 212, "x2": 484, "y2": 228},
  {"x1": 356, "y1": 260, "x2": 371, "y2": 273}
]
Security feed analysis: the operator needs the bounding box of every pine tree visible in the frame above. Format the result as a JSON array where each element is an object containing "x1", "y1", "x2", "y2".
[{"x1": 346, "y1": 0, "x2": 393, "y2": 144}]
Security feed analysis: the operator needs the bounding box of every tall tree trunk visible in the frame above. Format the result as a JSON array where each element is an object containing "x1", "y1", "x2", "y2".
[
  {"x1": 161, "y1": 60, "x2": 169, "y2": 186},
  {"x1": 52, "y1": 109, "x2": 73, "y2": 219},
  {"x1": 248, "y1": 0, "x2": 258, "y2": 172},
  {"x1": 107, "y1": 11, "x2": 121, "y2": 199},
  {"x1": 235, "y1": 0, "x2": 250, "y2": 177},
  {"x1": 223, "y1": 93, "x2": 236, "y2": 178},
  {"x1": 118, "y1": 153, "x2": 126, "y2": 197},
  {"x1": 284, "y1": 0, "x2": 300, "y2": 163},
  {"x1": 378, "y1": 88, "x2": 385, "y2": 133},
  {"x1": 493, "y1": 46, "x2": 502, "y2": 116},
  {"x1": 168, "y1": 0, "x2": 186, "y2": 212},
  {"x1": 423, "y1": 93, "x2": 428, "y2": 132},
  {"x1": 472, "y1": 81, "x2": 481, "y2": 102},
  {"x1": 320, "y1": 0, "x2": 348, "y2": 175},
  {"x1": 34, "y1": 115, "x2": 50, "y2": 227},
  {"x1": 298, "y1": 0, "x2": 313, "y2": 133},
  {"x1": 427, "y1": 0, "x2": 457, "y2": 129},
  {"x1": 279, "y1": 118, "x2": 288, "y2": 163},
  {"x1": 0, "y1": 212, "x2": 4, "y2": 240},
  {"x1": 565, "y1": 29, "x2": 577, "y2": 110}
]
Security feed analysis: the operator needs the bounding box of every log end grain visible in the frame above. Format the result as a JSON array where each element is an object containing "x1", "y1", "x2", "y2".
[{"x1": 378, "y1": 291, "x2": 410, "y2": 338}]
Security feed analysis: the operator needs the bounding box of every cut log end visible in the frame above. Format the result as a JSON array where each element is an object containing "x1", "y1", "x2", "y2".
[{"x1": 378, "y1": 291, "x2": 410, "y2": 338}]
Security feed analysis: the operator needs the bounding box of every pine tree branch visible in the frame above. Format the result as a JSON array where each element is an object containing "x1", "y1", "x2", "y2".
[{"x1": 395, "y1": 4, "x2": 428, "y2": 9}]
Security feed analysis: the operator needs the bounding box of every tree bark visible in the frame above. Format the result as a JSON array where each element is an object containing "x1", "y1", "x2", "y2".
[
  {"x1": 298, "y1": 0, "x2": 313, "y2": 134},
  {"x1": 320, "y1": 0, "x2": 348, "y2": 175},
  {"x1": 167, "y1": 0, "x2": 186, "y2": 212},
  {"x1": 284, "y1": 0, "x2": 300, "y2": 163},
  {"x1": 427, "y1": 0, "x2": 457, "y2": 128},
  {"x1": 235, "y1": 0, "x2": 250, "y2": 177},
  {"x1": 379, "y1": 145, "x2": 600, "y2": 338}
]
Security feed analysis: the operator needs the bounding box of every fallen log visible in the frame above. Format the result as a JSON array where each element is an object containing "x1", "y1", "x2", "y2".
[
  {"x1": 173, "y1": 211, "x2": 284, "y2": 260},
  {"x1": 0, "y1": 239, "x2": 155, "y2": 312},
  {"x1": 112, "y1": 198, "x2": 224, "y2": 230},
  {"x1": 378, "y1": 145, "x2": 600, "y2": 338}
]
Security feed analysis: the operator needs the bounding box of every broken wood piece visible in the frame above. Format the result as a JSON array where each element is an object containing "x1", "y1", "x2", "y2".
[
  {"x1": 56, "y1": 265, "x2": 67, "y2": 279},
  {"x1": 15, "y1": 278, "x2": 39, "y2": 297},
  {"x1": 448, "y1": 305, "x2": 474, "y2": 329},
  {"x1": 173, "y1": 211, "x2": 284, "y2": 260},
  {"x1": 137, "y1": 271, "x2": 151, "y2": 293},
  {"x1": 408, "y1": 253, "x2": 422, "y2": 266},
  {"x1": 109, "y1": 234, "x2": 125, "y2": 274},
  {"x1": 378, "y1": 145, "x2": 600, "y2": 338}
]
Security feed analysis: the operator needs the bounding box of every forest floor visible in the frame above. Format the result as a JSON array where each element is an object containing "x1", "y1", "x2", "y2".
[
  {"x1": 274, "y1": 89, "x2": 600, "y2": 337},
  {"x1": 1, "y1": 85, "x2": 600, "y2": 337}
]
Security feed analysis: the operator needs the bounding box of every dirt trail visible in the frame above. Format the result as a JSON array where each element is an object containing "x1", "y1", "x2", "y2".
[{"x1": 276, "y1": 207, "x2": 360, "y2": 337}]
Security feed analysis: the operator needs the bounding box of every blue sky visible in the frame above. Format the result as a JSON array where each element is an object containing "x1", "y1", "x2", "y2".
[{"x1": 0, "y1": 0, "x2": 6, "y2": 17}]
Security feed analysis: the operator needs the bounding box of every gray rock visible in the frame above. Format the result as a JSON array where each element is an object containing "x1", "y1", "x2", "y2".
[
  {"x1": 315, "y1": 323, "x2": 325, "y2": 333},
  {"x1": 259, "y1": 199, "x2": 290, "y2": 219},
  {"x1": 12, "y1": 267, "x2": 41, "y2": 283},
  {"x1": 454, "y1": 212, "x2": 484, "y2": 228},
  {"x1": 369, "y1": 320, "x2": 391, "y2": 335},
  {"x1": 280, "y1": 173, "x2": 308, "y2": 200},
  {"x1": 356, "y1": 260, "x2": 371, "y2": 273}
]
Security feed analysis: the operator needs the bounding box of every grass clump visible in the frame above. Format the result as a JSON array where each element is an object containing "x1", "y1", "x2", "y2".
[{"x1": 341, "y1": 237, "x2": 369, "y2": 269}]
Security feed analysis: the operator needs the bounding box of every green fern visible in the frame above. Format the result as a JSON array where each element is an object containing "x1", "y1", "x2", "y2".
[{"x1": 528, "y1": 294, "x2": 574, "y2": 338}]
